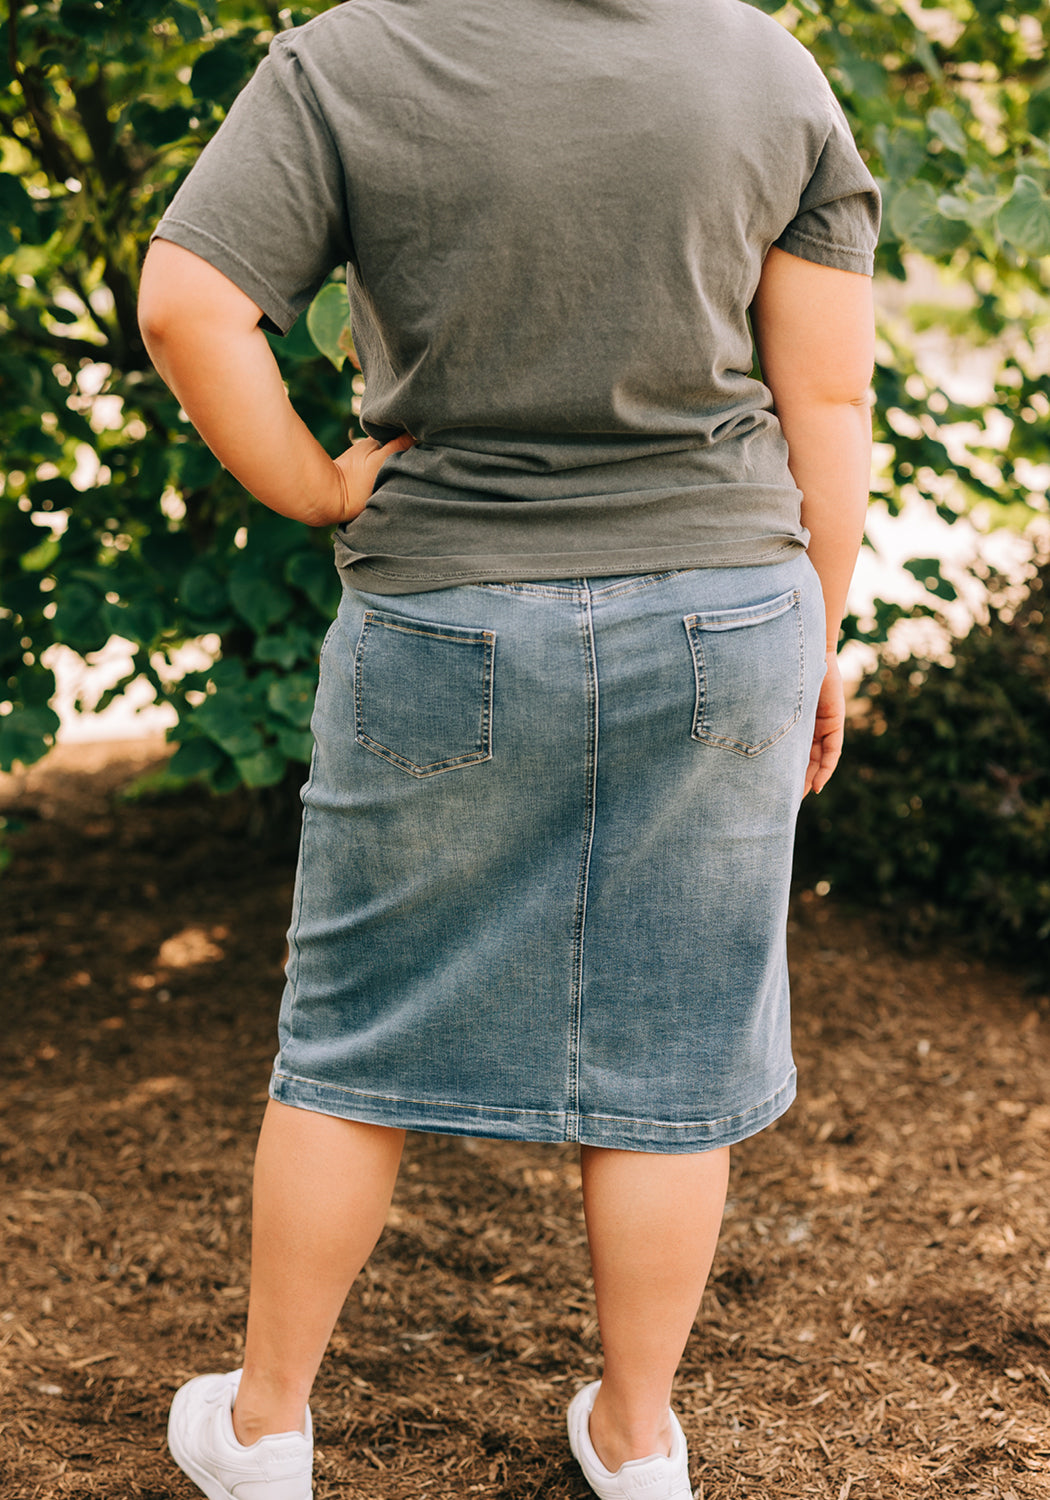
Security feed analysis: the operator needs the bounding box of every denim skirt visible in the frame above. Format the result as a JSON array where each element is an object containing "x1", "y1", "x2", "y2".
[{"x1": 269, "y1": 553, "x2": 825, "y2": 1153}]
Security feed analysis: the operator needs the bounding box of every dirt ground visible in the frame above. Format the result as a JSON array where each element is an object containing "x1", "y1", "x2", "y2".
[{"x1": 1, "y1": 740, "x2": 1048, "y2": 1500}]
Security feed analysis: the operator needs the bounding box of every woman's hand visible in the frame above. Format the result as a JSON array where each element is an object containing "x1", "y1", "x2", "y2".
[
  {"x1": 332, "y1": 434, "x2": 416, "y2": 523},
  {"x1": 804, "y1": 650, "x2": 845, "y2": 797}
]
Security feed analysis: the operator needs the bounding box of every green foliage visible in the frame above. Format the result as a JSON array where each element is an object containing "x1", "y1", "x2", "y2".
[
  {"x1": 798, "y1": 554, "x2": 1050, "y2": 972},
  {"x1": 306, "y1": 281, "x2": 355, "y2": 372},
  {"x1": 0, "y1": 0, "x2": 353, "y2": 786},
  {"x1": 0, "y1": 0, "x2": 1048, "y2": 792},
  {"x1": 767, "y1": 0, "x2": 1050, "y2": 551}
]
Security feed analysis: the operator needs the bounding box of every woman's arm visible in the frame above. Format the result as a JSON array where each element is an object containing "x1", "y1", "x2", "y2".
[
  {"x1": 751, "y1": 246, "x2": 875, "y2": 795},
  {"x1": 138, "y1": 239, "x2": 412, "y2": 526}
]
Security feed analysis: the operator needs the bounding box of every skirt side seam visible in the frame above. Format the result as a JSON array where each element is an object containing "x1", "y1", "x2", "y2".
[{"x1": 566, "y1": 586, "x2": 600, "y2": 1141}]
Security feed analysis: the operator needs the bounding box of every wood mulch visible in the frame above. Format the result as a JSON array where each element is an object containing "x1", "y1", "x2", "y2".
[{"x1": 1, "y1": 741, "x2": 1048, "y2": 1499}]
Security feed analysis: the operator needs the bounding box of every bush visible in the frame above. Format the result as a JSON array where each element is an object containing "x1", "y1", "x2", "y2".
[{"x1": 798, "y1": 553, "x2": 1050, "y2": 975}]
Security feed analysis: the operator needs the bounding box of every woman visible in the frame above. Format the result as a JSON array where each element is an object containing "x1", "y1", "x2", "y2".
[{"x1": 139, "y1": 1, "x2": 879, "y2": 1497}]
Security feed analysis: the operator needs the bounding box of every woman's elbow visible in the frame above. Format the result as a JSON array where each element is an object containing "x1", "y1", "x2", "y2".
[
  {"x1": 138, "y1": 247, "x2": 182, "y2": 356},
  {"x1": 770, "y1": 364, "x2": 875, "y2": 417}
]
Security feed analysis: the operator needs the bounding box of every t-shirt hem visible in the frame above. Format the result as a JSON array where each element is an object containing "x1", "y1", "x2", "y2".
[
  {"x1": 335, "y1": 536, "x2": 807, "y2": 594},
  {"x1": 773, "y1": 227, "x2": 875, "y2": 276}
]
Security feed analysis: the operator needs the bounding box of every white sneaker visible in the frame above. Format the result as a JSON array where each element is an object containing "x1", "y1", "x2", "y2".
[
  {"x1": 567, "y1": 1380, "x2": 693, "y2": 1500},
  {"x1": 168, "y1": 1369, "x2": 313, "y2": 1500}
]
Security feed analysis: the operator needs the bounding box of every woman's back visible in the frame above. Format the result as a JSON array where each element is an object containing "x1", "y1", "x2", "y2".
[{"x1": 157, "y1": 0, "x2": 879, "y2": 591}]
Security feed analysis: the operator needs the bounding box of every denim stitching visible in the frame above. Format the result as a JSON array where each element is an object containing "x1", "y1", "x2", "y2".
[
  {"x1": 587, "y1": 570, "x2": 688, "y2": 600},
  {"x1": 471, "y1": 580, "x2": 586, "y2": 600},
  {"x1": 473, "y1": 571, "x2": 686, "y2": 601},
  {"x1": 272, "y1": 1071, "x2": 567, "y2": 1117},
  {"x1": 270, "y1": 1069, "x2": 794, "y2": 1132},
  {"x1": 353, "y1": 610, "x2": 495, "y2": 777},
  {"x1": 566, "y1": 586, "x2": 600, "y2": 1141},
  {"x1": 582, "y1": 1073, "x2": 796, "y2": 1131},
  {"x1": 685, "y1": 587, "x2": 803, "y2": 756}
]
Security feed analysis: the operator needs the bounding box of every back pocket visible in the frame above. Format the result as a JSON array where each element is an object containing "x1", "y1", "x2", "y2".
[
  {"x1": 354, "y1": 610, "x2": 495, "y2": 777},
  {"x1": 684, "y1": 588, "x2": 803, "y2": 757}
]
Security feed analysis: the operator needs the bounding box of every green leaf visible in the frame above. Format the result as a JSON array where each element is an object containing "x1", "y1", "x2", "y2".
[
  {"x1": 268, "y1": 317, "x2": 323, "y2": 365},
  {"x1": 275, "y1": 724, "x2": 314, "y2": 763},
  {"x1": 5, "y1": 704, "x2": 60, "y2": 738},
  {"x1": 927, "y1": 107, "x2": 968, "y2": 157},
  {"x1": 126, "y1": 102, "x2": 194, "y2": 148},
  {"x1": 0, "y1": 618, "x2": 23, "y2": 671},
  {"x1": 235, "y1": 745, "x2": 288, "y2": 788},
  {"x1": 912, "y1": 31, "x2": 943, "y2": 84},
  {"x1": 51, "y1": 582, "x2": 108, "y2": 653},
  {"x1": 57, "y1": 4, "x2": 113, "y2": 40},
  {"x1": 244, "y1": 510, "x2": 308, "y2": 560},
  {"x1": 888, "y1": 183, "x2": 970, "y2": 256},
  {"x1": 141, "y1": 529, "x2": 195, "y2": 581},
  {"x1": 229, "y1": 565, "x2": 294, "y2": 634},
  {"x1": 209, "y1": 754, "x2": 243, "y2": 795},
  {"x1": 253, "y1": 624, "x2": 317, "y2": 669},
  {"x1": 267, "y1": 673, "x2": 317, "y2": 729},
  {"x1": 208, "y1": 658, "x2": 248, "y2": 691},
  {"x1": 166, "y1": 736, "x2": 226, "y2": 780},
  {"x1": 20, "y1": 535, "x2": 60, "y2": 573},
  {"x1": 873, "y1": 124, "x2": 927, "y2": 185},
  {"x1": 175, "y1": 444, "x2": 223, "y2": 491},
  {"x1": 889, "y1": 182, "x2": 937, "y2": 235},
  {"x1": 190, "y1": 39, "x2": 254, "y2": 107},
  {"x1": 285, "y1": 549, "x2": 340, "y2": 617},
  {"x1": 0, "y1": 700, "x2": 60, "y2": 772},
  {"x1": 0, "y1": 717, "x2": 54, "y2": 772},
  {"x1": 306, "y1": 281, "x2": 352, "y2": 370},
  {"x1": 903, "y1": 558, "x2": 958, "y2": 602},
  {"x1": 0, "y1": 573, "x2": 47, "y2": 619},
  {"x1": 965, "y1": 194, "x2": 1001, "y2": 228},
  {"x1": 122, "y1": 596, "x2": 165, "y2": 645},
  {"x1": 191, "y1": 693, "x2": 264, "y2": 759},
  {"x1": 168, "y1": 0, "x2": 214, "y2": 42},
  {"x1": 0, "y1": 175, "x2": 38, "y2": 241},
  {"x1": 16, "y1": 667, "x2": 58, "y2": 710},
  {"x1": 824, "y1": 34, "x2": 887, "y2": 100},
  {"x1": 997, "y1": 176, "x2": 1050, "y2": 258},
  {"x1": 179, "y1": 564, "x2": 228, "y2": 621}
]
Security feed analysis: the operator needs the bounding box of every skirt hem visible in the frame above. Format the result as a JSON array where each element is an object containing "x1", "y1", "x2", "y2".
[{"x1": 268, "y1": 1066, "x2": 796, "y2": 1154}]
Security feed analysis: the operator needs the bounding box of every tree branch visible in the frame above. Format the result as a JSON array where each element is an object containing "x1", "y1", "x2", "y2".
[
  {"x1": 73, "y1": 72, "x2": 130, "y2": 196},
  {"x1": 6, "y1": 318, "x2": 115, "y2": 365},
  {"x1": 6, "y1": 2, "x2": 81, "y2": 184}
]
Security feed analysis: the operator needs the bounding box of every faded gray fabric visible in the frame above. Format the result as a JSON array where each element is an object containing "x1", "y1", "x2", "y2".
[{"x1": 154, "y1": 0, "x2": 880, "y2": 592}]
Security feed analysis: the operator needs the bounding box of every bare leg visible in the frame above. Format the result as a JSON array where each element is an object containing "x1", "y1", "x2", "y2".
[
  {"x1": 231, "y1": 1099, "x2": 405, "y2": 1445},
  {"x1": 580, "y1": 1144, "x2": 730, "y2": 1472}
]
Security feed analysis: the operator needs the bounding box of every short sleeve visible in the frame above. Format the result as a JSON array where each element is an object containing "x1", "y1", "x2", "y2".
[
  {"x1": 774, "y1": 99, "x2": 881, "y2": 276},
  {"x1": 152, "y1": 36, "x2": 352, "y2": 334}
]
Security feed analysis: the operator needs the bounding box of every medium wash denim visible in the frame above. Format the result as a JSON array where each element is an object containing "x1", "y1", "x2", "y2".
[{"x1": 270, "y1": 553, "x2": 825, "y2": 1152}]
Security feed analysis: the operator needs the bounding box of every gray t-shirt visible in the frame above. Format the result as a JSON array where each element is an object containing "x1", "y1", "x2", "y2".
[{"x1": 155, "y1": 0, "x2": 880, "y2": 593}]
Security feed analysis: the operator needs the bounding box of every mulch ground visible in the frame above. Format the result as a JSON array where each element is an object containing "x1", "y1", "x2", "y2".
[{"x1": 1, "y1": 740, "x2": 1048, "y2": 1500}]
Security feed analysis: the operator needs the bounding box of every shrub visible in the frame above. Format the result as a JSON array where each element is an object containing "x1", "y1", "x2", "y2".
[{"x1": 797, "y1": 552, "x2": 1050, "y2": 975}]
